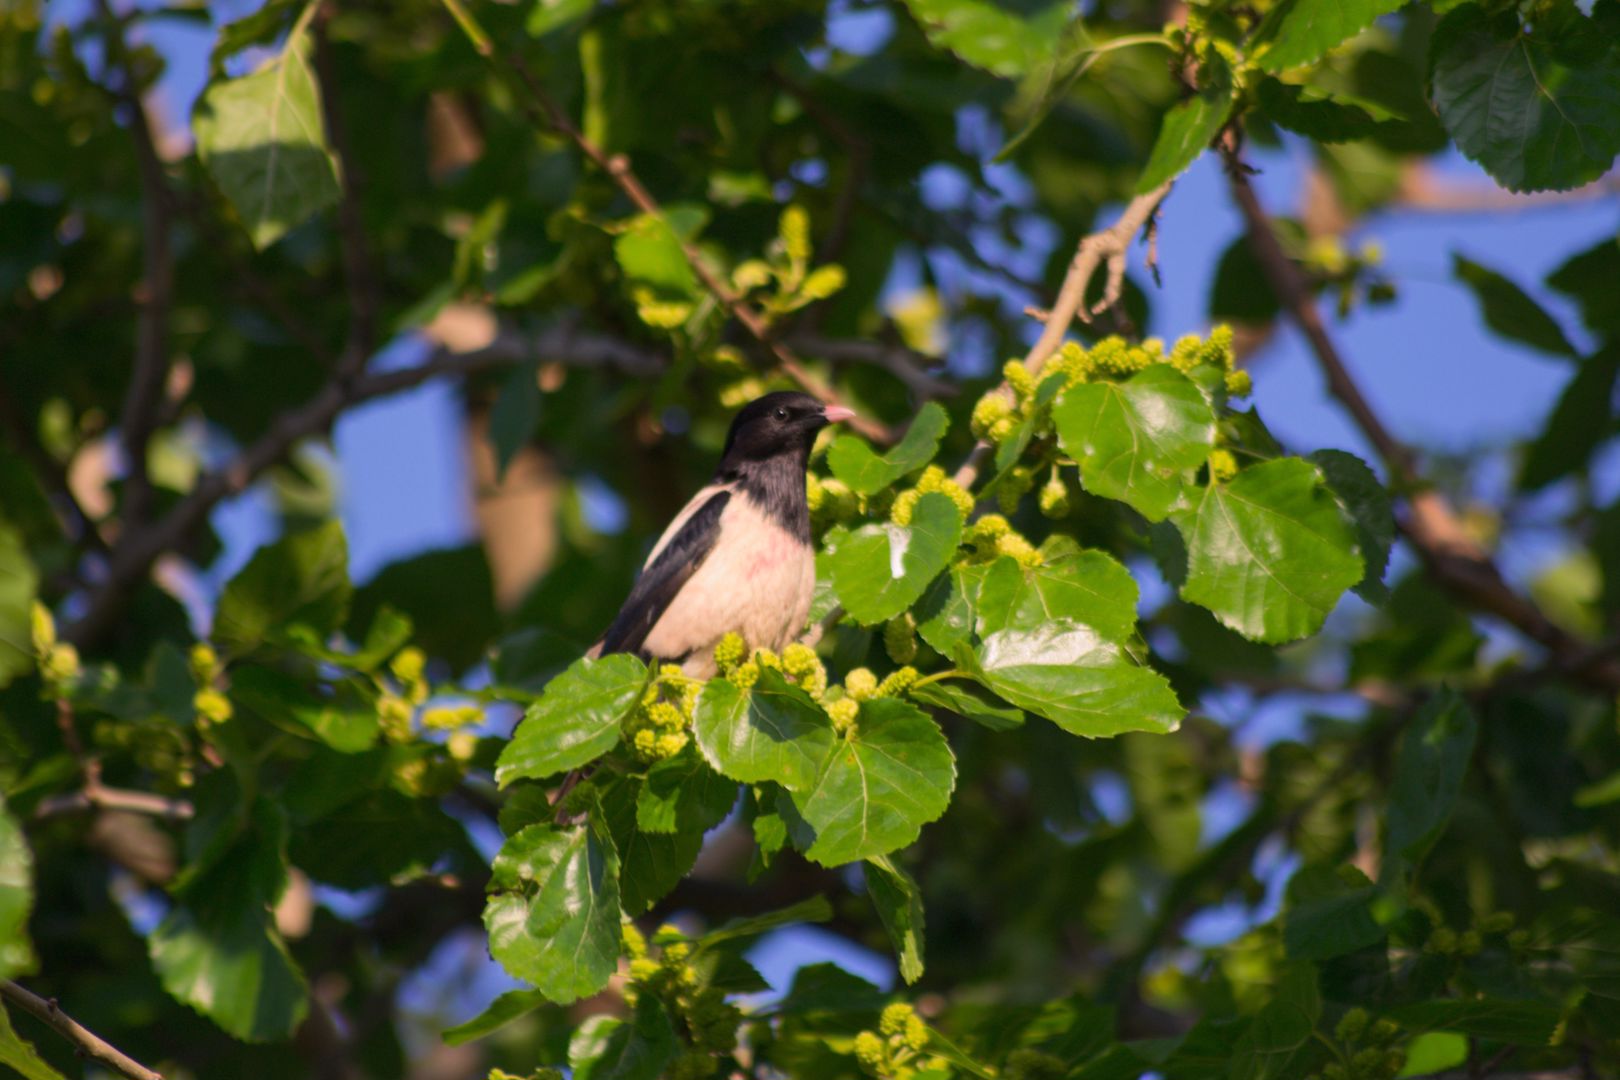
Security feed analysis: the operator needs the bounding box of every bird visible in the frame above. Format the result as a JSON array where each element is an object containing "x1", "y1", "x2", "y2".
[{"x1": 591, "y1": 391, "x2": 855, "y2": 678}]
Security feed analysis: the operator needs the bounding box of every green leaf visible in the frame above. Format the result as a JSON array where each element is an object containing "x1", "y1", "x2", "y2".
[
  {"x1": 483, "y1": 821, "x2": 622, "y2": 1003},
  {"x1": 1171, "y1": 458, "x2": 1363, "y2": 643},
  {"x1": 966, "y1": 620, "x2": 1184, "y2": 738},
  {"x1": 442, "y1": 988, "x2": 549, "y2": 1046},
  {"x1": 1547, "y1": 234, "x2": 1620, "y2": 337},
  {"x1": 496, "y1": 654, "x2": 648, "y2": 786},
  {"x1": 826, "y1": 402, "x2": 948, "y2": 495},
  {"x1": 698, "y1": 896, "x2": 834, "y2": 947},
  {"x1": 570, "y1": 997, "x2": 678, "y2": 1080},
  {"x1": 1429, "y1": 4, "x2": 1620, "y2": 192},
  {"x1": 1519, "y1": 348, "x2": 1620, "y2": 491},
  {"x1": 0, "y1": 521, "x2": 37, "y2": 691},
  {"x1": 1452, "y1": 254, "x2": 1578, "y2": 359},
  {"x1": 865, "y1": 854, "x2": 925, "y2": 983},
  {"x1": 693, "y1": 669, "x2": 836, "y2": 793},
  {"x1": 636, "y1": 751, "x2": 738, "y2": 834},
  {"x1": 612, "y1": 206, "x2": 707, "y2": 298},
  {"x1": 1398, "y1": 1033, "x2": 1467, "y2": 1077},
  {"x1": 214, "y1": 519, "x2": 351, "y2": 657},
  {"x1": 896, "y1": 0, "x2": 1069, "y2": 79},
  {"x1": 527, "y1": 0, "x2": 593, "y2": 37},
  {"x1": 1252, "y1": 0, "x2": 1404, "y2": 73},
  {"x1": 1053, "y1": 364, "x2": 1217, "y2": 521},
  {"x1": 1310, "y1": 450, "x2": 1393, "y2": 603},
  {"x1": 1388, "y1": 998, "x2": 1559, "y2": 1044},
  {"x1": 795, "y1": 698, "x2": 955, "y2": 866},
  {"x1": 0, "y1": 1002, "x2": 66, "y2": 1080},
  {"x1": 1135, "y1": 57, "x2": 1235, "y2": 192},
  {"x1": 601, "y1": 776, "x2": 704, "y2": 915},
  {"x1": 230, "y1": 665, "x2": 378, "y2": 753},
  {"x1": 911, "y1": 679, "x2": 1024, "y2": 731},
  {"x1": 0, "y1": 801, "x2": 33, "y2": 980},
  {"x1": 1385, "y1": 690, "x2": 1476, "y2": 876},
  {"x1": 914, "y1": 564, "x2": 982, "y2": 654},
  {"x1": 149, "y1": 800, "x2": 309, "y2": 1041},
  {"x1": 1228, "y1": 967, "x2": 1321, "y2": 1080},
  {"x1": 1256, "y1": 77, "x2": 1388, "y2": 143},
  {"x1": 192, "y1": 10, "x2": 340, "y2": 248},
  {"x1": 828, "y1": 493, "x2": 962, "y2": 625},
  {"x1": 1282, "y1": 864, "x2": 1385, "y2": 962},
  {"x1": 288, "y1": 790, "x2": 467, "y2": 889},
  {"x1": 973, "y1": 550, "x2": 1141, "y2": 643},
  {"x1": 489, "y1": 361, "x2": 542, "y2": 482}
]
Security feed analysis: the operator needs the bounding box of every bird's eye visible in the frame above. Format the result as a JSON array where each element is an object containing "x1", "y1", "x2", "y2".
[{"x1": 773, "y1": 406, "x2": 789, "y2": 421}]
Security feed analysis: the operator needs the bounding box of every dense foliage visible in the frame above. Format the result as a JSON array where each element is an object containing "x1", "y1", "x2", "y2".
[{"x1": 2, "y1": 1, "x2": 1619, "y2": 1079}]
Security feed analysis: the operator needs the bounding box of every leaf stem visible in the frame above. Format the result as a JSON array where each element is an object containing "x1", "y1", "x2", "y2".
[{"x1": 909, "y1": 669, "x2": 962, "y2": 690}]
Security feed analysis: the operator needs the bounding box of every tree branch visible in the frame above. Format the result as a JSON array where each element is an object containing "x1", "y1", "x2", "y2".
[
  {"x1": 952, "y1": 181, "x2": 1174, "y2": 489},
  {"x1": 312, "y1": 6, "x2": 382, "y2": 382},
  {"x1": 0, "y1": 979, "x2": 165, "y2": 1080},
  {"x1": 96, "y1": 0, "x2": 174, "y2": 529},
  {"x1": 785, "y1": 335, "x2": 957, "y2": 400},
  {"x1": 1218, "y1": 136, "x2": 1620, "y2": 694},
  {"x1": 437, "y1": 0, "x2": 892, "y2": 442},
  {"x1": 63, "y1": 325, "x2": 660, "y2": 648}
]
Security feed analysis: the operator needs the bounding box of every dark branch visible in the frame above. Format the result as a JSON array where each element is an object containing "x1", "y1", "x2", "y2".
[
  {"x1": 0, "y1": 979, "x2": 165, "y2": 1080},
  {"x1": 1218, "y1": 134, "x2": 1620, "y2": 694},
  {"x1": 96, "y1": 0, "x2": 175, "y2": 529}
]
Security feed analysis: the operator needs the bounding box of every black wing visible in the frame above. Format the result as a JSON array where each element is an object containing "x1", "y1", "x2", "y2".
[{"x1": 597, "y1": 490, "x2": 731, "y2": 658}]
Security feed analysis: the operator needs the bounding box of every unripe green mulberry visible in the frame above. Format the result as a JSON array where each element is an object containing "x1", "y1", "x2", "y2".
[
  {"x1": 845, "y1": 668, "x2": 879, "y2": 701},
  {"x1": 998, "y1": 465, "x2": 1034, "y2": 515},
  {"x1": 1367, "y1": 1018, "x2": 1399, "y2": 1044},
  {"x1": 853, "y1": 1030, "x2": 887, "y2": 1073},
  {"x1": 1428, "y1": 927, "x2": 1458, "y2": 954},
  {"x1": 890, "y1": 488, "x2": 922, "y2": 526},
  {"x1": 188, "y1": 641, "x2": 218, "y2": 683},
  {"x1": 1201, "y1": 324, "x2": 1235, "y2": 368},
  {"x1": 42, "y1": 642, "x2": 80, "y2": 686},
  {"x1": 30, "y1": 601, "x2": 54, "y2": 655},
  {"x1": 971, "y1": 389, "x2": 1014, "y2": 439},
  {"x1": 1038, "y1": 468, "x2": 1070, "y2": 518},
  {"x1": 883, "y1": 614, "x2": 918, "y2": 664},
  {"x1": 390, "y1": 646, "x2": 426, "y2": 686},
  {"x1": 827, "y1": 696, "x2": 859, "y2": 733},
  {"x1": 622, "y1": 922, "x2": 648, "y2": 958},
  {"x1": 1458, "y1": 929, "x2": 1482, "y2": 956},
  {"x1": 378, "y1": 694, "x2": 413, "y2": 743},
  {"x1": 1005, "y1": 1049, "x2": 1066, "y2": 1080},
  {"x1": 914, "y1": 465, "x2": 975, "y2": 518},
  {"x1": 1334, "y1": 1007, "x2": 1369, "y2": 1044},
  {"x1": 879, "y1": 1003, "x2": 913, "y2": 1037},
  {"x1": 1168, "y1": 333, "x2": 1203, "y2": 372},
  {"x1": 806, "y1": 472, "x2": 825, "y2": 512},
  {"x1": 877, "y1": 666, "x2": 919, "y2": 697},
  {"x1": 194, "y1": 687, "x2": 233, "y2": 726},
  {"x1": 714, "y1": 632, "x2": 747, "y2": 674},
  {"x1": 1479, "y1": 911, "x2": 1515, "y2": 934},
  {"x1": 1208, "y1": 449, "x2": 1238, "y2": 483},
  {"x1": 996, "y1": 532, "x2": 1043, "y2": 568},
  {"x1": 780, "y1": 205, "x2": 812, "y2": 267},
  {"x1": 732, "y1": 660, "x2": 761, "y2": 690},
  {"x1": 1224, "y1": 368, "x2": 1252, "y2": 397},
  {"x1": 1003, "y1": 359, "x2": 1035, "y2": 399},
  {"x1": 422, "y1": 704, "x2": 482, "y2": 730}
]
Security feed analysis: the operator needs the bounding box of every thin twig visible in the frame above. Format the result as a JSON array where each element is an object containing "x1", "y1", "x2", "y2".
[
  {"x1": 96, "y1": 0, "x2": 174, "y2": 528},
  {"x1": 312, "y1": 6, "x2": 382, "y2": 382},
  {"x1": 437, "y1": 0, "x2": 890, "y2": 442},
  {"x1": 952, "y1": 181, "x2": 1175, "y2": 489},
  {"x1": 0, "y1": 979, "x2": 165, "y2": 1080},
  {"x1": 786, "y1": 335, "x2": 957, "y2": 399},
  {"x1": 33, "y1": 785, "x2": 194, "y2": 823},
  {"x1": 1217, "y1": 134, "x2": 1620, "y2": 694}
]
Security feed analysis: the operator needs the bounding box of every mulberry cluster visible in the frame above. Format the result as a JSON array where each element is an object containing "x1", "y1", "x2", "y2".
[
  {"x1": 1038, "y1": 466, "x2": 1071, "y2": 519},
  {"x1": 31, "y1": 602, "x2": 81, "y2": 695},
  {"x1": 184, "y1": 641, "x2": 233, "y2": 726},
  {"x1": 624, "y1": 665, "x2": 701, "y2": 762},
  {"x1": 965, "y1": 514, "x2": 1042, "y2": 568},
  {"x1": 890, "y1": 466, "x2": 975, "y2": 526},
  {"x1": 421, "y1": 703, "x2": 482, "y2": 731},
  {"x1": 996, "y1": 465, "x2": 1034, "y2": 515},
  {"x1": 807, "y1": 473, "x2": 859, "y2": 527},
  {"x1": 624, "y1": 924, "x2": 743, "y2": 1077},
  {"x1": 1303, "y1": 1007, "x2": 1405, "y2": 1080},
  {"x1": 1207, "y1": 449, "x2": 1239, "y2": 484},
  {"x1": 852, "y1": 1002, "x2": 931, "y2": 1079},
  {"x1": 716, "y1": 635, "x2": 830, "y2": 704}
]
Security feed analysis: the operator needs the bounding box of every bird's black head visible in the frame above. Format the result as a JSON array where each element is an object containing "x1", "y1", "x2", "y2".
[{"x1": 719, "y1": 391, "x2": 854, "y2": 467}]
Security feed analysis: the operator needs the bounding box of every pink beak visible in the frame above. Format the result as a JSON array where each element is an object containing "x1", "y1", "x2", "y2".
[{"x1": 822, "y1": 405, "x2": 857, "y2": 424}]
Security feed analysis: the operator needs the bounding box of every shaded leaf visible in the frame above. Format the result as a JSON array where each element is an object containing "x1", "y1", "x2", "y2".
[
  {"x1": 1136, "y1": 57, "x2": 1235, "y2": 192},
  {"x1": 1519, "y1": 348, "x2": 1620, "y2": 490},
  {"x1": 0, "y1": 1003, "x2": 65, "y2": 1080},
  {"x1": 1389, "y1": 998, "x2": 1559, "y2": 1044},
  {"x1": 1283, "y1": 864, "x2": 1385, "y2": 962},
  {"x1": 1228, "y1": 966, "x2": 1322, "y2": 1080},
  {"x1": 866, "y1": 853, "x2": 926, "y2": 983},
  {"x1": 214, "y1": 520, "x2": 350, "y2": 657},
  {"x1": 230, "y1": 665, "x2": 378, "y2": 753},
  {"x1": 897, "y1": 0, "x2": 1069, "y2": 79},
  {"x1": 0, "y1": 800, "x2": 33, "y2": 979},
  {"x1": 442, "y1": 988, "x2": 549, "y2": 1047},
  {"x1": 1171, "y1": 458, "x2": 1363, "y2": 643},
  {"x1": 193, "y1": 13, "x2": 340, "y2": 248},
  {"x1": 0, "y1": 522, "x2": 36, "y2": 691},
  {"x1": 1256, "y1": 77, "x2": 1388, "y2": 143},
  {"x1": 570, "y1": 996, "x2": 678, "y2": 1080},
  {"x1": 911, "y1": 679, "x2": 1024, "y2": 731},
  {"x1": 1310, "y1": 449, "x2": 1393, "y2": 603},
  {"x1": 1054, "y1": 364, "x2": 1216, "y2": 521},
  {"x1": 636, "y1": 750, "x2": 737, "y2": 834},
  {"x1": 1546, "y1": 234, "x2": 1620, "y2": 337},
  {"x1": 601, "y1": 776, "x2": 705, "y2": 915},
  {"x1": 496, "y1": 654, "x2": 648, "y2": 785},
  {"x1": 1452, "y1": 254, "x2": 1577, "y2": 359},
  {"x1": 1385, "y1": 690, "x2": 1476, "y2": 875},
  {"x1": 1429, "y1": 4, "x2": 1620, "y2": 192}
]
